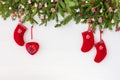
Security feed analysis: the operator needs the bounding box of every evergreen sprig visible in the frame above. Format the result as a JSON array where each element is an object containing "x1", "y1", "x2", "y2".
[{"x1": 0, "y1": 0, "x2": 120, "y2": 30}]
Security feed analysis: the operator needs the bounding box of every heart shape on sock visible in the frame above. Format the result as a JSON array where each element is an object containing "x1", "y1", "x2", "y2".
[{"x1": 26, "y1": 42, "x2": 39, "y2": 55}]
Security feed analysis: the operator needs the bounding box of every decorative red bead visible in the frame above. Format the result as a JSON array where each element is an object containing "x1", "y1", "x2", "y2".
[
  {"x1": 91, "y1": 2, "x2": 95, "y2": 5},
  {"x1": 82, "y1": 2, "x2": 85, "y2": 5},
  {"x1": 26, "y1": 42, "x2": 40, "y2": 55},
  {"x1": 80, "y1": 14, "x2": 83, "y2": 17}
]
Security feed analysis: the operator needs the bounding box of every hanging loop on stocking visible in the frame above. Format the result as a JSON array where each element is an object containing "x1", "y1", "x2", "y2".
[
  {"x1": 88, "y1": 18, "x2": 93, "y2": 31},
  {"x1": 18, "y1": 15, "x2": 22, "y2": 23},
  {"x1": 100, "y1": 29, "x2": 104, "y2": 41},
  {"x1": 88, "y1": 23, "x2": 91, "y2": 31},
  {"x1": 31, "y1": 26, "x2": 33, "y2": 40}
]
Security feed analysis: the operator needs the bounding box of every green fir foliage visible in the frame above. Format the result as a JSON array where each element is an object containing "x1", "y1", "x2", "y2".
[{"x1": 0, "y1": 0, "x2": 120, "y2": 30}]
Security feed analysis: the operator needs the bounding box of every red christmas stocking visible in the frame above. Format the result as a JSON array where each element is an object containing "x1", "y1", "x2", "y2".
[
  {"x1": 81, "y1": 30, "x2": 94, "y2": 52},
  {"x1": 94, "y1": 30, "x2": 107, "y2": 63},
  {"x1": 94, "y1": 40, "x2": 107, "y2": 63},
  {"x1": 14, "y1": 24, "x2": 27, "y2": 46}
]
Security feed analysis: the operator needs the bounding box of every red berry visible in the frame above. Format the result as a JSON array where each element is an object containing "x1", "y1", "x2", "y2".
[
  {"x1": 103, "y1": 15, "x2": 107, "y2": 18},
  {"x1": 82, "y1": 2, "x2": 85, "y2": 5},
  {"x1": 112, "y1": 7, "x2": 114, "y2": 10},
  {"x1": 91, "y1": 2, "x2": 94, "y2": 5},
  {"x1": 80, "y1": 14, "x2": 83, "y2": 16},
  {"x1": 106, "y1": 1, "x2": 111, "y2": 5},
  {"x1": 52, "y1": 4, "x2": 56, "y2": 7}
]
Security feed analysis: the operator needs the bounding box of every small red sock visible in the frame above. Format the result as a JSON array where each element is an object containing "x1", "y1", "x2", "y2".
[
  {"x1": 94, "y1": 40, "x2": 107, "y2": 63},
  {"x1": 81, "y1": 30, "x2": 95, "y2": 52},
  {"x1": 14, "y1": 24, "x2": 27, "y2": 46},
  {"x1": 26, "y1": 42, "x2": 39, "y2": 55}
]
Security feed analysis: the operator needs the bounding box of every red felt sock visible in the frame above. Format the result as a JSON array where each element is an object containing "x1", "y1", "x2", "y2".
[
  {"x1": 81, "y1": 30, "x2": 94, "y2": 52},
  {"x1": 94, "y1": 40, "x2": 107, "y2": 63},
  {"x1": 14, "y1": 24, "x2": 27, "y2": 46}
]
